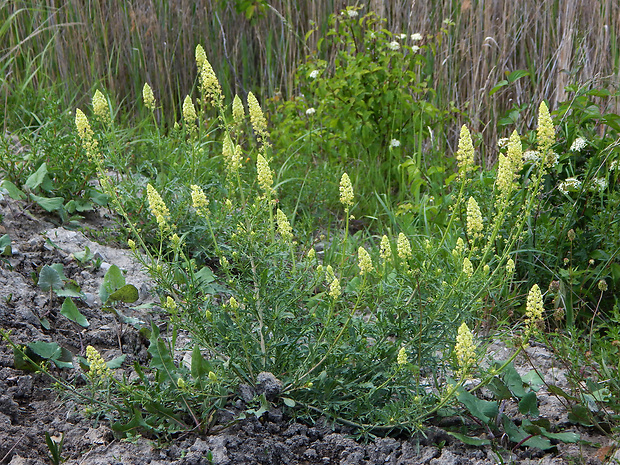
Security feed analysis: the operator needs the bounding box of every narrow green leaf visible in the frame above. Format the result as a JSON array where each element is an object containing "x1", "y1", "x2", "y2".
[
  {"x1": 147, "y1": 322, "x2": 176, "y2": 384},
  {"x1": 191, "y1": 345, "x2": 212, "y2": 380},
  {"x1": 446, "y1": 431, "x2": 491, "y2": 446},
  {"x1": 60, "y1": 297, "x2": 89, "y2": 327}
]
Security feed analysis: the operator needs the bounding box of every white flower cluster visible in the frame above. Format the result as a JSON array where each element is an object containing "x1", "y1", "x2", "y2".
[
  {"x1": 557, "y1": 177, "x2": 581, "y2": 194},
  {"x1": 590, "y1": 178, "x2": 607, "y2": 193},
  {"x1": 388, "y1": 41, "x2": 400, "y2": 51},
  {"x1": 390, "y1": 139, "x2": 400, "y2": 148},
  {"x1": 570, "y1": 137, "x2": 587, "y2": 152},
  {"x1": 309, "y1": 70, "x2": 320, "y2": 79},
  {"x1": 411, "y1": 33, "x2": 423, "y2": 41},
  {"x1": 523, "y1": 150, "x2": 541, "y2": 164}
]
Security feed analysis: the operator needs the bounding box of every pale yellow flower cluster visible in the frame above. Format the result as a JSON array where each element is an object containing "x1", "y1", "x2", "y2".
[
  {"x1": 143, "y1": 83, "x2": 156, "y2": 111},
  {"x1": 537, "y1": 102, "x2": 555, "y2": 167},
  {"x1": 195, "y1": 44, "x2": 207, "y2": 69},
  {"x1": 75, "y1": 108, "x2": 98, "y2": 161},
  {"x1": 506, "y1": 258, "x2": 515, "y2": 275},
  {"x1": 86, "y1": 345, "x2": 109, "y2": 378},
  {"x1": 397, "y1": 346, "x2": 408, "y2": 365},
  {"x1": 276, "y1": 209, "x2": 293, "y2": 242},
  {"x1": 248, "y1": 92, "x2": 270, "y2": 149},
  {"x1": 146, "y1": 183, "x2": 170, "y2": 229},
  {"x1": 165, "y1": 295, "x2": 177, "y2": 310},
  {"x1": 169, "y1": 233, "x2": 182, "y2": 251},
  {"x1": 466, "y1": 197, "x2": 483, "y2": 240},
  {"x1": 329, "y1": 277, "x2": 341, "y2": 299},
  {"x1": 462, "y1": 257, "x2": 473, "y2": 278},
  {"x1": 339, "y1": 173, "x2": 354, "y2": 210},
  {"x1": 452, "y1": 237, "x2": 465, "y2": 258},
  {"x1": 190, "y1": 184, "x2": 209, "y2": 217},
  {"x1": 456, "y1": 125, "x2": 474, "y2": 176},
  {"x1": 228, "y1": 296, "x2": 239, "y2": 311},
  {"x1": 92, "y1": 90, "x2": 110, "y2": 123},
  {"x1": 183, "y1": 96, "x2": 198, "y2": 133},
  {"x1": 525, "y1": 284, "x2": 544, "y2": 335},
  {"x1": 397, "y1": 233, "x2": 412, "y2": 263},
  {"x1": 455, "y1": 322, "x2": 476, "y2": 373},
  {"x1": 198, "y1": 54, "x2": 223, "y2": 109},
  {"x1": 507, "y1": 130, "x2": 523, "y2": 173},
  {"x1": 357, "y1": 247, "x2": 374, "y2": 275},
  {"x1": 380, "y1": 235, "x2": 392, "y2": 263},
  {"x1": 232, "y1": 94, "x2": 245, "y2": 128},
  {"x1": 256, "y1": 154, "x2": 275, "y2": 197}
]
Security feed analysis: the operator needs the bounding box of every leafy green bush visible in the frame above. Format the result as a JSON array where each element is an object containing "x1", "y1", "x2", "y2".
[{"x1": 269, "y1": 7, "x2": 457, "y2": 218}]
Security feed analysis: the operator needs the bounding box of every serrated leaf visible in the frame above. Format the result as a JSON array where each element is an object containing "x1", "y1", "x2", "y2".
[
  {"x1": 60, "y1": 297, "x2": 89, "y2": 327},
  {"x1": 30, "y1": 194, "x2": 64, "y2": 212},
  {"x1": 25, "y1": 162, "x2": 48, "y2": 190},
  {"x1": 1, "y1": 180, "x2": 26, "y2": 200},
  {"x1": 519, "y1": 391, "x2": 539, "y2": 417},
  {"x1": 100, "y1": 264, "x2": 125, "y2": 304},
  {"x1": 38, "y1": 265, "x2": 63, "y2": 292},
  {"x1": 457, "y1": 388, "x2": 498, "y2": 424},
  {"x1": 446, "y1": 431, "x2": 491, "y2": 446},
  {"x1": 109, "y1": 284, "x2": 139, "y2": 303},
  {"x1": 503, "y1": 361, "x2": 526, "y2": 398}
]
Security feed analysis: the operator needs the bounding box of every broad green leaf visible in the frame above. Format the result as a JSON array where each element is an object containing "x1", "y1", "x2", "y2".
[
  {"x1": 519, "y1": 391, "x2": 539, "y2": 417},
  {"x1": 106, "y1": 354, "x2": 127, "y2": 369},
  {"x1": 521, "y1": 370, "x2": 545, "y2": 391},
  {"x1": 109, "y1": 284, "x2": 139, "y2": 303},
  {"x1": 88, "y1": 188, "x2": 109, "y2": 206},
  {"x1": 60, "y1": 297, "x2": 89, "y2": 327},
  {"x1": 487, "y1": 376, "x2": 512, "y2": 400},
  {"x1": 282, "y1": 397, "x2": 296, "y2": 408},
  {"x1": 191, "y1": 345, "x2": 212, "y2": 380},
  {"x1": 446, "y1": 431, "x2": 491, "y2": 446},
  {"x1": 26, "y1": 341, "x2": 73, "y2": 369},
  {"x1": 100, "y1": 264, "x2": 125, "y2": 304},
  {"x1": 147, "y1": 322, "x2": 176, "y2": 384},
  {"x1": 540, "y1": 430, "x2": 580, "y2": 443},
  {"x1": 489, "y1": 80, "x2": 508, "y2": 96},
  {"x1": 507, "y1": 69, "x2": 530, "y2": 83},
  {"x1": 1, "y1": 180, "x2": 26, "y2": 200},
  {"x1": 0, "y1": 234, "x2": 11, "y2": 256},
  {"x1": 196, "y1": 266, "x2": 215, "y2": 284},
  {"x1": 73, "y1": 246, "x2": 94, "y2": 264},
  {"x1": 457, "y1": 388, "x2": 498, "y2": 424},
  {"x1": 503, "y1": 361, "x2": 526, "y2": 398},
  {"x1": 112, "y1": 408, "x2": 150, "y2": 434},
  {"x1": 25, "y1": 162, "x2": 48, "y2": 190},
  {"x1": 548, "y1": 384, "x2": 578, "y2": 402},
  {"x1": 30, "y1": 194, "x2": 64, "y2": 212},
  {"x1": 38, "y1": 265, "x2": 63, "y2": 292}
]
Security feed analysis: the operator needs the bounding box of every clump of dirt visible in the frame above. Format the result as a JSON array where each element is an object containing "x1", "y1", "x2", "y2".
[{"x1": 0, "y1": 196, "x2": 614, "y2": 465}]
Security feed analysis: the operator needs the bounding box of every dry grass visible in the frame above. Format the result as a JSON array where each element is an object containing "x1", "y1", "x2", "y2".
[{"x1": 1, "y1": 0, "x2": 618, "y2": 162}]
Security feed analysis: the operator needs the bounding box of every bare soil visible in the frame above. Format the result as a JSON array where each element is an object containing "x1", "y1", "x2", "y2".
[{"x1": 0, "y1": 196, "x2": 616, "y2": 465}]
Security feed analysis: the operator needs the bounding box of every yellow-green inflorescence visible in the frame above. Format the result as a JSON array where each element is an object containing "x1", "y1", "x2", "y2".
[
  {"x1": 524, "y1": 283, "x2": 544, "y2": 336},
  {"x1": 276, "y1": 209, "x2": 293, "y2": 242},
  {"x1": 462, "y1": 257, "x2": 474, "y2": 278},
  {"x1": 397, "y1": 233, "x2": 412, "y2": 267},
  {"x1": 357, "y1": 247, "x2": 374, "y2": 275},
  {"x1": 256, "y1": 154, "x2": 275, "y2": 198},
  {"x1": 455, "y1": 322, "x2": 476, "y2": 375},
  {"x1": 397, "y1": 346, "x2": 408, "y2": 366},
  {"x1": 466, "y1": 197, "x2": 483, "y2": 241},
  {"x1": 247, "y1": 91, "x2": 270, "y2": 150},
  {"x1": 146, "y1": 183, "x2": 170, "y2": 230},
  {"x1": 75, "y1": 108, "x2": 98, "y2": 162},
  {"x1": 339, "y1": 173, "x2": 354, "y2": 211},
  {"x1": 92, "y1": 90, "x2": 110, "y2": 123},
  {"x1": 190, "y1": 184, "x2": 210, "y2": 217},
  {"x1": 86, "y1": 345, "x2": 110, "y2": 379},
  {"x1": 143, "y1": 83, "x2": 156, "y2": 111},
  {"x1": 456, "y1": 125, "x2": 475, "y2": 177},
  {"x1": 183, "y1": 95, "x2": 198, "y2": 134},
  {"x1": 380, "y1": 235, "x2": 392, "y2": 263},
  {"x1": 197, "y1": 48, "x2": 223, "y2": 110},
  {"x1": 537, "y1": 101, "x2": 556, "y2": 168}
]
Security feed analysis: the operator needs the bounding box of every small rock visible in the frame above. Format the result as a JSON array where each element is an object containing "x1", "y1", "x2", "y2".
[{"x1": 256, "y1": 371, "x2": 282, "y2": 401}]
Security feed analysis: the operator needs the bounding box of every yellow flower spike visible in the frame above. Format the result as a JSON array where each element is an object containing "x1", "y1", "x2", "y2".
[
  {"x1": 456, "y1": 125, "x2": 475, "y2": 175},
  {"x1": 537, "y1": 101, "x2": 555, "y2": 157},
  {"x1": 195, "y1": 44, "x2": 207, "y2": 69},
  {"x1": 466, "y1": 197, "x2": 483, "y2": 240},
  {"x1": 507, "y1": 130, "x2": 523, "y2": 173},
  {"x1": 307, "y1": 248, "x2": 316, "y2": 260},
  {"x1": 453, "y1": 237, "x2": 465, "y2": 257},
  {"x1": 525, "y1": 284, "x2": 544, "y2": 335},
  {"x1": 231, "y1": 145, "x2": 243, "y2": 172},
  {"x1": 92, "y1": 90, "x2": 110, "y2": 123},
  {"x1": 143, "y1": 83, "x2": 156, "y2": 111},
  {"x1": 86, "y1": 346, "x2": 109, "y2": 379},
  {"x1": 146, "y1": 183, "x2": 170, "y2": 229},
  {"x1": 228, "y1": 297, "x2": 239, "y2": 310},
  {"x1": 247, "y1": 91, "x2": 269, "y2": 147},
  {"x1": 276, "y1": 209, "x2": 293, "y2": 242},
  {"x1": 199, "y1": 58, "x2": 223, "y2": 109},
  {"x1": 397, "y1": 232, "x2": 412, "y2": 263},
  {"x1": 462, "y1": 257, "x2": 474, "y2": 278},
  {"x1": 222, "y1": 136, "x2": 234, "y2": 169},
  {"x1": 170, "y1": 233, "x2": 182, "y2": 251},
  {"x1": 379, "y1": 235, "x2": 392, "y2": 263},
  {"x1": 397, "y1": 346, "x2": 408, "y2": 366},
  {"x1": 339, "y1": 173, "x2": 354, "y2": 209},
  {"x1": 357, "y1": 247, "x2": 374, "y2": 275},
  {"x1": 232, "y1": 94, "x2": 245, "y2": 127},
  {"x1": 127, "y1": 239, "x2": 136, "y2": 249},
  {"x1": 506, "y1": 258, "x2": 515, "y2": 275},
  {"x1": 325, "y1": 265, "x2": 335, "y2": 282},
  {"x1": 495, "y1": 153, "x2": 515, "y2": 199},
  {"x1": 165, "y1": 296, "x2": 177, "y2": 311},
  {"x1": 329, "y1": 277, "x2": 341, "y2": 299},
  {"x1": 182, "y1": 95, "x2": 198, "y2": 133},
  {"x1": 256, "y1": 154, "x2": 274, "y2": 197},
  {"x1": 455, "y1": 322, "x2": 476, "y2": 374},
  {"x1": 190, "y1": 184, "x2": 210, "y2": 217},
  {"x1": 75, "y1": 108, "x2": 100, "y2": 161},
  {"x1": 208, "y1": 371, "x2": 218, "y2": 382}
]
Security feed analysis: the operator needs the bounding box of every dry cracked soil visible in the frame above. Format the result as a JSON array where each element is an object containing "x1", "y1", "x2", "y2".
[{"x1": 0, "y1": 195, "x2": 618, "y2": 465}]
